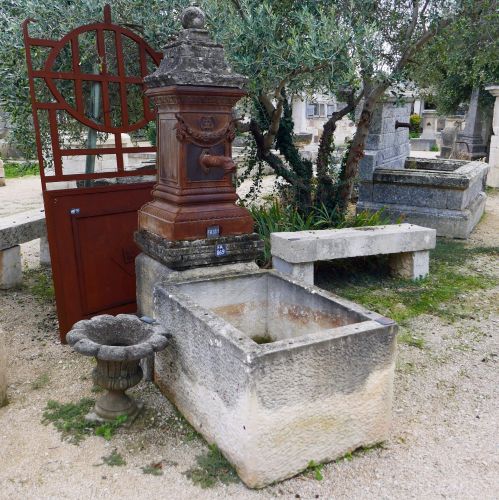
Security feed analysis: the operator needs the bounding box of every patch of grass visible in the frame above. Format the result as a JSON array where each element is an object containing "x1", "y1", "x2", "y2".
[
  {"x1": 42, "y1": 399, "x2": 128, "y2": 445},
  {"x1": 31, "y1": 372, "x2": 50, "y2": 390},
  {"x1": 166, "y1": 410, "x2": 201, "y2": 443},
  {"x1": 24, "y1": 267, "x2": 55, "y2": 302},
  {"x1": 306, "y1": 460, "x2": 324, "y2": 480},
  {"x1": 398, "y1": 330, "x2": 425, "y2": 349},
  {"x1": 184, "y1": 444, "x2": 239, "y2": 488},
  {"x1": 91, "y1": 385, "x2": 104, "y2": 393},
  {"x1": 317, "y1": 240, "x2": 498, "y2": 326},
  {"x1": 4, "y1": 161, "x2": 39, "y2": 178},
  {"x1": 336, "y1": 443, "x2": 386, "y2": 464},
  {"x1": 102, "y1": 449, "x2": 126, "y2": 466},
  {"x1": 142, "y1": 462, "x2": 164, "y2": 476},
  {"x1": 430, "y1": 144, "x2": 440, "y2": 152}
]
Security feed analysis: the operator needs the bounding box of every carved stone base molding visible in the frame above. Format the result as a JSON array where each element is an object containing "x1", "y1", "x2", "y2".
[{"x1": 135, "y1": 229, "x2": 263, "y2": 270}]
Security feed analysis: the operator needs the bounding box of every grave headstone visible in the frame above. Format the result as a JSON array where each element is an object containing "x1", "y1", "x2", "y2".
[{"x1": 455, "y1": 88, "x2": 488, "y2": 160}]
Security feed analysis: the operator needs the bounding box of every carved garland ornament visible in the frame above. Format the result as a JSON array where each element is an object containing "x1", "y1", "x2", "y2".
[{"x1": 174, "y1": 113, "x2": 236, "y2": 146}]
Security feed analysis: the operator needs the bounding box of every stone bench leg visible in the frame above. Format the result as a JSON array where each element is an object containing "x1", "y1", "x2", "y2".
[
  {"x1": 389, "y1": 250, "x2": 429, "y2": 280},
  {"x1": 272, "y1": 256, "x2": 314, "y2": 285},
  {"x1": 39, "y1": 236, "x2": 51, "y2": 266},
  {"x1": 0, "y1": 245, "x2": 22, "y2": 289}
]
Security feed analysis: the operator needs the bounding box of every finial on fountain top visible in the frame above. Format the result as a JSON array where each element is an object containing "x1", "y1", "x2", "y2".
[
  {"x1": 181, "y1": 4, "x2": 206, "y2": 29},
  {"x1": 144, "y1": 2, "x2": 247, "y2": 89}
]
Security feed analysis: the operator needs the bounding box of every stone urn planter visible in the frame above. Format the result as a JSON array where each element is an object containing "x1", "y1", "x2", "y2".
[{"x1": 67, "y1": 314, "x2": 169, "y2": 422}]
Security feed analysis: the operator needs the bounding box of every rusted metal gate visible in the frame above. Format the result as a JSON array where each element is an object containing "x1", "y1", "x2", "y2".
[{"x1": 23, "y1": 5, "x2": 162, "y2": 340}]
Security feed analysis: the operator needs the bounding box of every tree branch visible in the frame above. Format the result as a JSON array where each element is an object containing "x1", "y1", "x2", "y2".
[
  {"x1": 229, "y1": 0, "x2": 247, "y2": 22},
  {"x1": 249, "y1": 118, "x2": 305, "y2": 189}
]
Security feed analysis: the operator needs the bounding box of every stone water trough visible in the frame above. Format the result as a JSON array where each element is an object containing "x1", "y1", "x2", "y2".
[
  {"x1": 153, "y1": 270, "x2": 397, "y2": 488},
  {"x1": 358, "y1": 157, "x2": 489, "y2": 239}
]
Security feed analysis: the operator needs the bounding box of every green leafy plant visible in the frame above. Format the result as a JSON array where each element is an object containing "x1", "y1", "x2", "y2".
[
  {"x1": 430, "y1": 143, "x2": 440, "y2": 152},
  {"x1": 409, "y1": 113, "x2": 422, "y2": 135},
  {"x1": 306, "y1": 460, "x2": 324, "y2": 480},
  {"x1": 24, "y1": 267, "x2": 55, "y2": 302},
  {"x1": 95, "y1": 415, "x2": 128, "y2": 440},
  {"x1": 184, "y1": 444, "x2": 239, "y2": 488},
  {"x1": 42, "y1": 399, "x2": 128, "y2": 444},
  {"x1": 102, "y1": 449, "x2": 126, "y2": 466},
  {"x1": 3, "y1": 162, "x2": 39, "y2": 178}
]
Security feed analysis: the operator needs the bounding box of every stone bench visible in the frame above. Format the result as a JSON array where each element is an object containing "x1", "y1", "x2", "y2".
[
  {"x1": 271, "y1": 223, "x2": 436, "y2": 285},
  {"x1": 0, "y1": 208, "x2": 49, "y2": 289}
]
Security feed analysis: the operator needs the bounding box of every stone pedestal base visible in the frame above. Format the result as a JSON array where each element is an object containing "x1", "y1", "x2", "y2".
[
  {"x1": 135, "y1": 230, "x2": 263, "y2": 270},
  {"x1": 0, "y1": 245, "x2": 22, "y2": 289},
  {"x1": 487, "y1": 135, "x2": 499, "y2": 188}
]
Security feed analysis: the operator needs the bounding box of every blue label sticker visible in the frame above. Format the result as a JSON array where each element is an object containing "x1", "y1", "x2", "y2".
[
  {"x1": 215, "y1": 244, "x2": 227, "y2": 257},
  {"x1": 207, "y1": 225, "x2": 220, "y2": 238}
]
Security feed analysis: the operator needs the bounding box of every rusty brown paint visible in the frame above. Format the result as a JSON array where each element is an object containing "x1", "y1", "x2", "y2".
[{"x1": 23, "y1": 5, "x2": 161, "y2": 340}]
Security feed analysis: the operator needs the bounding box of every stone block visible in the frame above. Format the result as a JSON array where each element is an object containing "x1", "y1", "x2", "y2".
[
  {"x1": 357, "y1": 191, "x2": 487, "y2": 239},
  {"x1": 39, "y1": 236, "x2": 51, "y2": 266},
  {"x1": 272, "y1": 256, "x2": 314, "y2": 284},
  {"x1": 153, "y1": 270, "x2": 397, "y2": 488},
  {"x1": 0, "y1": 245, "x2": 22, "y2": 289},
  {"x1": 410, "y1": 138, "x2": 437, "y2": 151},
  {"x1": 389, "y1": 250, "x2": 429, "y2": 279}
]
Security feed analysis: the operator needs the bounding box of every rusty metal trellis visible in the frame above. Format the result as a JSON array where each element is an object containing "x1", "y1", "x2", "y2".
[{"x1": 23, "y1": 5, "x2": 162, "y2": 339}]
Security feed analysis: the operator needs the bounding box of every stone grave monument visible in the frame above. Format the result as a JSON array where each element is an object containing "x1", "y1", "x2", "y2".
[
  {"x1": 455, "y1": 88, "x2": 488, "y2": 161},
  {"x1": 358, "y1": 96, "x2": 489, "y2": 239},
  {"x1": 135, "y1": 6, "x2": 397, "y2": 488},
  {"x1": 411, "y1": 109, "x2": 438, "y2": 151}
]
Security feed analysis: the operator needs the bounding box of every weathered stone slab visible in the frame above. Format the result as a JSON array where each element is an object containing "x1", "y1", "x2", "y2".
[
  {"x1": 153, "y1": 270, "x2": 397, "y2": 488},
  {"x1": 358, "y1": 192, "x2": 487, "y2": 239},
  {"x1": 271, "y1": 224, "x2": 435, "y2": 264},
  {"x1": 0, "y1": 208, "x2": 46, "y2": 251}
]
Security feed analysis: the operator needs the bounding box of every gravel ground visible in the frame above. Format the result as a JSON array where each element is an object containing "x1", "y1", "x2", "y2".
[{"x1": 0, "y1": 178, "x2": 498, "y2": 499}]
